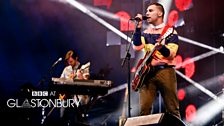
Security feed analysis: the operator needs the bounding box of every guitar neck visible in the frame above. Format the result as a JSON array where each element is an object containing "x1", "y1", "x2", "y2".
[{"x1": 143, "y1": 47, "x2": 157, "y2": 65}]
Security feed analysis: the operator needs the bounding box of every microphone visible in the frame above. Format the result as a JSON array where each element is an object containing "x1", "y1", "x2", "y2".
[
  {"x1": 130, "y1": 16, "x2": 149, "y2": 21},
  {"x1": 51, "y1": 57, "x2": 62, "y2": 68}
]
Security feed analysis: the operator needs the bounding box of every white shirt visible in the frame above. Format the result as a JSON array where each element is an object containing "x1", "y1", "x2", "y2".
[{"x1": 60, "y1": 65, "x2": 77, "y2": 80}]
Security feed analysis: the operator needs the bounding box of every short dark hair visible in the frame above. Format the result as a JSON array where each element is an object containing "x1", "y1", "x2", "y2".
[{"x1": 149, "y1": 2, "x2": 165, "y2": 18}]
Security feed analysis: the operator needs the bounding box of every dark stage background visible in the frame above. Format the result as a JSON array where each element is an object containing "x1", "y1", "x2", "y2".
[{"x1": 0, "y1": 0, "x2": 224, "y2": 126}]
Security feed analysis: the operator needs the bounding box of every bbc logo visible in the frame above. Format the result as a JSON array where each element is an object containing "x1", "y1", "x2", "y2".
[{"x1": 32, "y1": 91, "x2": 48, "y2": 96}]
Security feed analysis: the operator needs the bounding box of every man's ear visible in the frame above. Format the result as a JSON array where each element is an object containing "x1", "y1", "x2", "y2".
[{"x1": 158, "y1": 11, "x2": 163, "y2": 17}]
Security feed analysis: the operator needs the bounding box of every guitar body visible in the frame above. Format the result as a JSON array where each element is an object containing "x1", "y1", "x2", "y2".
[
  {"x1": 131, "y1": 25, "x2": 174, "y2": 92},
  {"x1": 132, "y1": 57, "x2": 151, "y2": 91}
]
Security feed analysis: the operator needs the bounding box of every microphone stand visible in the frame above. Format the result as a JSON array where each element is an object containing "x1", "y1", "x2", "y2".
[
  {"x1": 37, "y1": 66, "x2": 54, "y2": 90},
  {"x1": 121, "y1": 20, "x2": 140, "y2": 118},
  {"x1": 38, "y1": 58, "x2": 62, "y2": 88},
  {"x1": 37, "y1": 57, "x2": 62, "y2": 125}
]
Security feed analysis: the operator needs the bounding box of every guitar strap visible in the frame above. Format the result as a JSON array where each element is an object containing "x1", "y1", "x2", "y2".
[
  {"x1": 147, "y1": 24, "x2": 170, "y2": 56},
  {"x1": 141, "y1": 24, "x2": 171, "y2": 51},
  {"x1": 156, "y1": 24, "x2": 171, "y2": 42}
]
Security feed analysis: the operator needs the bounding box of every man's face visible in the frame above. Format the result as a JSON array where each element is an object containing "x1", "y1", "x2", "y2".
[
  {"x1": 146, "y1": 5, "x2": 162, "y2": 23},
  {"x1": 68, "y1": 57, "x2": 76, "y2": 66}
]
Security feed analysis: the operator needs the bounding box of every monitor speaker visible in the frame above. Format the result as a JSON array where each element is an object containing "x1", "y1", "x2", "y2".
[{"x1": 124, "y1": 113, "x2": 186, "y2": 126}]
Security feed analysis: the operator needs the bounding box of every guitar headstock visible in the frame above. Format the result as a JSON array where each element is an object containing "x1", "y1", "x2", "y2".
[{"x1": 81, "y1": 62, "x2": 90, "y2": 70}]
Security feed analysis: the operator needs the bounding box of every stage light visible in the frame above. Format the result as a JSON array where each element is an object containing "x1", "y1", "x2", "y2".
[
  {"x1": 93, "y1": 0, "x2": 112, "y2": 9},
  {"x1": 177, "y1": 88, "x2": 186, "y2": 101},
  {"x1": 167, "y1": 10, "x2": 179, "y2": 27},
  {"x1": 115, "y1": 11, "x2": 135, "y2": 31},
  {"x1": 175, "y1": 70, "x2": 223, "y2": 103},
  {"x1": 190, "y1": 93, "x2": 224, "y2": 126},
  {"x1": 175, "y1": 55, "x2": 183, "y2": 69},
  {"x1": 179, "y1": 72, "x2": 224, "y2": 101},
  {"x1": 220, "y1": 46, "x2": 223, "y2": 51},
  {"x1": 175, "y1": 0, "x2": 193, "y2": 11},
  {"x1": 185, "y1": 104, "x2": 196, "y2": 122},
  {"x1": 179, "y1": 36, "x2": 224, "y2": 54},
  {"x1": 183, "y1": 58, "x2": 195, "y2": 78},
  {"x1": 59, "y1": 0, "x2": 131, "y2": 43},
  {"x1": 177, "y1": 72, "x2": 224, "y2": 125},
  {"x1": 221, "y1": 33, "x2": 224, "y2": 37},
  {"x1": 175, "y1": 55, "x2": 195, "y2": 78}
]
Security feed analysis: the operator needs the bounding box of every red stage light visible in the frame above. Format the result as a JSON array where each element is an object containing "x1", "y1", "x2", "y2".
[
  {"x1": 175, "y1": 55, "x2": 183, "y2": 69},
  {"x1": 175, "y1": 0, "x2": 192, "y2": 11},
  {"x1": 167, "y1": 10, "x2": 179, "y2": 27},
  {"x1": 93, "y1": 0, "x2": 112, "y2": 9},
  {"x1": 183, "y1": 58, "x2": 195, "y2": 78},
  {"x1": 131, "y1": 67, "x2": 136, "y2": 73},
  {"x1": 115, "y1": 11, "x2": 135, "y2": 31},
  {"x1": 185, "y1": 104, "x2": 197, "y2": 122},
  {"x1": 177, "y1": 88, "x2": 186, "y2": 101},
  {"x1": 175, "y1": 55, "x2": 195, "y2": 78}
]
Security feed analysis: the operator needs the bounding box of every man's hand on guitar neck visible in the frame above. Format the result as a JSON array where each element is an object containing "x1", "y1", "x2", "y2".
[
  {"x1": 76, "y1": 62, "x2": 90, "y2": 80},
  {"x1": 155, "y1": 42, "x2": 163, "y2": 50}
]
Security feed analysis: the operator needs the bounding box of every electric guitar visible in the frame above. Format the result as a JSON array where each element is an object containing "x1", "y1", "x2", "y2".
[
  {"x1": 80, "y1": 62, "x2": 90, "y2": 71},
  {"x1": 75, "y1": 62, "x2": 90, "y2": 79},
  {"x1": 132, "y1": 26, "x2": 174, "y2": 91}
]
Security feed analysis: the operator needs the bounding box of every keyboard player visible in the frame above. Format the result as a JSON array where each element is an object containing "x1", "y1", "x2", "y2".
[{"x1": 60, "y1": 50, "x2": 90, "y2": 125}]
